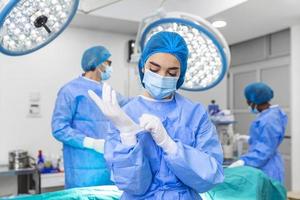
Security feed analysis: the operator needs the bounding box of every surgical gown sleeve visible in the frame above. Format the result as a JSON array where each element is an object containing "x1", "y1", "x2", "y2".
[
  {"x1": 51, "y1": 88, "x2": 86, "y2": 149},
  {"x1": 241, "y1": 123, "x2": 283, "y2": 168},
  {"x1": 164, "y1": 111, "x2": 224, "y2": 193},
  {"x1": 104, "y1": 132, "x2": 152, "y2": 195}
]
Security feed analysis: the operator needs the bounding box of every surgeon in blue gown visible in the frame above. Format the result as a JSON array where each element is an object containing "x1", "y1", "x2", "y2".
[
  {"x1": 229, "y1": 82, "x2": 287, "y2": 183},
  {"x1": 89, "y1": 32, "x2": 224, "y2": 200},
  {"x1": 51, "y1": 46, "x2": 128, "y2": 188}
]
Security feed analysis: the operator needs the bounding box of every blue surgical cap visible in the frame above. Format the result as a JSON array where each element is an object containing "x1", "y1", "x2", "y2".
[
  {"x1": 138, "y1": 31, "x2": 189, "y2": 89},
  {"x1": 81, "y1": 46, "x2": 111, "y2": 72},
  {"x1": 244, "y1": 82, "x2": 274, "y2": 104}
]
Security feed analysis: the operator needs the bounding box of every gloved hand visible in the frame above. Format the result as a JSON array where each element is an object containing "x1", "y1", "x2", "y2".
[
  {"x1": 228, "y1": 160, "x2": 245, "y2": 168},
  {"x1": 88, "y1": 83, "x2": 142, "y2": 146},
  {"x1": 83, "y1": 137, "x2": 105, "y2": 153},
  {"x1": 139, "y1": 114, "x2": 177, "y2": 155}
]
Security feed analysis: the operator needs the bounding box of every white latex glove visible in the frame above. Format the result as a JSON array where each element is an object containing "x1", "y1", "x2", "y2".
[
  {"x1": 83, "y1": 137, "x2": 105, "y2": 153},
  {"x1": 88, "y1": 83, "x2": 142, "y2": 146},
  {"x1": 228, "y1": 160, "x2": 245, "y2": 168},
  {"x1": 139, "y1": 114, "x2": 177, "y2": 155}
]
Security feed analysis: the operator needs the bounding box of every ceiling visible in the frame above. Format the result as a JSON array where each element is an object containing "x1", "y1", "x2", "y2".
[
  {"x1": 70, "y1": 0, "x2": 300, "y2": 44},
  {"x1": 71, "y1": 0, "x2": 247, "y2": 35},
  {"x1": 77, "y1": 0, "x2": 247, "y2": 20},
  {"x1": 70, "y1": 13, "x2": 139, "y2": 35},
  {"x1": 209, "y1": 0, "x2": 300, "y2": 44}
]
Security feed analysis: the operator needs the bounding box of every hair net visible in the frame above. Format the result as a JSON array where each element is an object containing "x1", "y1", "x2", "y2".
[
  {"x1": 138, "y1": 31, "x2": 189, "y2": 89},
  {"x1": 81, "y1": 46, "x2": 111, "y2": 72},
  {"x1": 244, "y1": 82, "x2": 274, "y2": 104}
]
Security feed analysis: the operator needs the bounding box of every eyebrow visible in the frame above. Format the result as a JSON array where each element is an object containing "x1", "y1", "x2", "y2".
[
  {"x1": 149, "y1": 61, "x2": 180, "y2": 70},
  {"x1": 149, "y1": 61, "x2": 161, "y2": 68},
  {"x1": 168, "y1": 67, "x2": 180, "y2": 70}
]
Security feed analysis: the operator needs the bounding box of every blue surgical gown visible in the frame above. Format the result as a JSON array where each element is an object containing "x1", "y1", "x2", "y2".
[
  {"x1": 241, "y1": 105, "x2": 287, "y2": 183},
  {"x1": 104, "y1": 93, "x2": 224, "y2": 200},
  {"x1": 51, "y1": 76, "x2": 128, "y2": 189}
]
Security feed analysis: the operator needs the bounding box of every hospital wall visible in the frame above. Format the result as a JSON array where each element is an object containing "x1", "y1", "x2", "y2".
[{"x1": 291, "y1": 23, "x2": 300, "y2": 192}]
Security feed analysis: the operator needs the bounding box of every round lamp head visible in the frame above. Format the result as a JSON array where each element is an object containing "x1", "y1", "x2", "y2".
[{"x1": 0, "y1": 0, "x2": 79, "y2": 56}]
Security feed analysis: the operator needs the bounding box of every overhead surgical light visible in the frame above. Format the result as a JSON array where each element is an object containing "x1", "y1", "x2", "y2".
[
  {"x1": 0, "y1": 0, "x2": 79, "y2": 56},
  {"x1": 133, "y1": 11, "x2": 231, "y2": 91}
]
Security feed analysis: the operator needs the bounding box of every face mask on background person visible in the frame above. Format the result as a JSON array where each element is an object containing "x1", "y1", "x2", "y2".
[
  {"x1": 100, "y1": 65, "x2": 113, "y2": 81},
  {"x1": 249, "y1": 103, "x2": 259, "y2": 114}
]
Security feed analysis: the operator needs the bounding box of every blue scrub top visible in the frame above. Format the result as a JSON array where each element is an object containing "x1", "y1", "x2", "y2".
[
  {"x1": 52, "y1": 76, "x2": 128, "y2": 188},
  {"x1": 241, "y1": 105, "x2": 287, "y2": 183},
  {"x1": 104, "y1": 93, "x2": 224, "y2": 199}
]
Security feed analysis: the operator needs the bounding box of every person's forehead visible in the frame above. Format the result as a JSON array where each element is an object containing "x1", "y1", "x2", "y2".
[
  {"x1": 148, "y1": 52, "x2": 177, "y2": 59},
  {"x1": 147, "y1": 53, "x2": 180, "y2": 68}
]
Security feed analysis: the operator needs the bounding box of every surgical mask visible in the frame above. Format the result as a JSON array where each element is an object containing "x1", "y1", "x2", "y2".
[
  {"x1": 100, "y1": 65, "x2": 112, "y2": 81},
  {"x1": 249, "y1": 105, "x2": 259, "y2": 114},
  {"x1": 142, "y1": 69, "x2": 178, "y2": 100}
]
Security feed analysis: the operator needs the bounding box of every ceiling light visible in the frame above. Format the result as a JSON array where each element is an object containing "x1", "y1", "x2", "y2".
[{"x1": 212, "y1": 20, "x2": 227, "y2": 28}]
